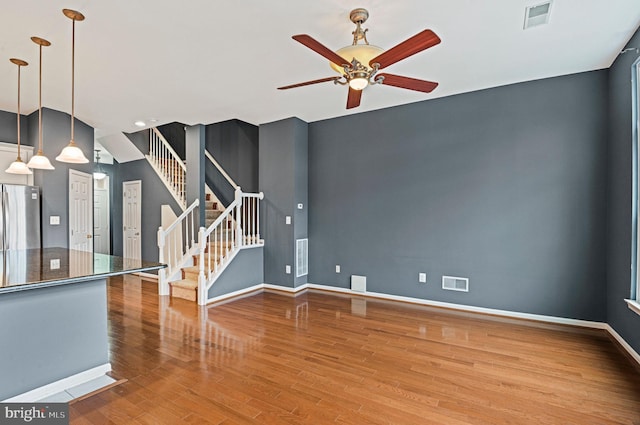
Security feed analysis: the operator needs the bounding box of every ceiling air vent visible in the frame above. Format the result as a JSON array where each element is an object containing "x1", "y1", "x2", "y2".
[{"x1": 524, "y1": 1, "x2": 552, "y2": 29}]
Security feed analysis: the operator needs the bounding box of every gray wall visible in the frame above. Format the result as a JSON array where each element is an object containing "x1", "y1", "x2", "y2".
[
  {"x1": 259, "y1": 117, "x2": 308, "y2": 288},
  {"x1": 113, "y1": 158, "x2": 182, "y2": 261},
  {"x1": 606, "y1": 27, "x2": 640, "y2": 352},
  {"x1": 0, "y1": 279, "x2": 109, "y2": 400},
  {"x1": 206, "y1": 119, "x2": 259, "y2": 192},
  {"x1": 207, "y1": 248, "x2": 264, "y2": 298},
  {"x1": 27, "y1": 108, "x2": 94, "y2": 248},
  {"x1": 0, "y1": 110, "x2": 29, "y2": 145},
  {"x1": 308, "y1": 71, "x2": 608, "y2": 321}
]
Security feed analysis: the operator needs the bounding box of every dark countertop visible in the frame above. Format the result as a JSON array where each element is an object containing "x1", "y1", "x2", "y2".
[{"x1": 0, "y1": 247, "x2": 166, "y2": 294}]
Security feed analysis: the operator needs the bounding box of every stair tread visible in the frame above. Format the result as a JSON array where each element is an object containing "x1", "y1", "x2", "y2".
[{"x1": 170, "y1": 279, "x2": 198, "y2": 290}]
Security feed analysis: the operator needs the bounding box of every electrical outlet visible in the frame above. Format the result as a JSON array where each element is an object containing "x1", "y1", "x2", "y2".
[
  {"x1": 419, "y1": 273, "x2": 427, "y2": 283},
  {"x1": 335, "y1": 265, "x2": 341, "y2": 273},
  {"x1": 285, "y1": 265, "x2": 291, "y2": 274},
  {"x1": 50, "y1": 259, "x2": 60, "y2": 270}
]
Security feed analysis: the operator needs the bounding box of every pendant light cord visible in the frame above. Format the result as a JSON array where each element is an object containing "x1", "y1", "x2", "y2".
[
  {"x1": 71, "y1": 17, "x2": 75, "y2": 143},
  {"x1": 38, "y1": 44, "x2": 43, "y2": 152},
  {"x1": 16, "y1": 64, "x2": 21, "y2": 160}
]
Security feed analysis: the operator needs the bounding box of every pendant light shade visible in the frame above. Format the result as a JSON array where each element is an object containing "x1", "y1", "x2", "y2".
[
  {"x1": 6, "y1": 58, "x2": 32, "y2": 175},
  {"x1": 93, "y1": 149, "x2": 106, "y2": 180},
  {"x1": 56, "y1": 9, "x2": 89, "y2": 164},
  {"x1": 27, "y1": 36, "x2": 54, "y2": 170}
]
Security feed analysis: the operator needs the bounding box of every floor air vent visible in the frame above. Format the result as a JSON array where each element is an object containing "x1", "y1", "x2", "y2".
[
  {"x1": 351, "y1": 275, "x2": 366, "y2": 293},
  {"x1": 442, "y1": 276, "x2": 469, "y2": 292}
]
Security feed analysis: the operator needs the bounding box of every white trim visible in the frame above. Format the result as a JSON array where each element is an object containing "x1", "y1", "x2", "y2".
[
  {"x1": 2, "y1": 363, "x2": 111, "y2": 402},
  {"x1": 625, "y1": 299, "x2": 640, "y2": 316},
  {"x1": 206, "y1": 283, "x2": 265, "y2": 305},
  {"x1": 604, "y1": 323, "x2": 640, "y2": 366}
]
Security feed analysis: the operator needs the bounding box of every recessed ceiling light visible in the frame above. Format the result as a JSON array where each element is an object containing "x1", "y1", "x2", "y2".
[
  {"x1": 134, "y1": 120, "x2": 146, "y2": 127},
  {"x1": 524, "y1": 1, "x2": 552, "y2": 29}
]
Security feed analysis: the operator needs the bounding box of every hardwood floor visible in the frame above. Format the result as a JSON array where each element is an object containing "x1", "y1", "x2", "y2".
[{"x1": 70, "y1": 274, "x2": 640, "y2": 424}]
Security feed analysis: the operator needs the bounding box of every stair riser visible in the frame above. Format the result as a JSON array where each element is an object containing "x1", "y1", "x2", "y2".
[{"x1": 171, "y1": 286, "x2": 197, "y2": 302}]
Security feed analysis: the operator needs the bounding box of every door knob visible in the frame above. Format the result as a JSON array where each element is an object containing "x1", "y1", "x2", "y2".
[
  {"x1": 135, "y1": 232, "x2": 140, "y2": 236},
  {"x1": 86, "y1": 234, "x2": 92, "y2": 239}
]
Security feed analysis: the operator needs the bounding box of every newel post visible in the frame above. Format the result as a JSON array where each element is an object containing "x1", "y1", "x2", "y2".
[
  {"x1": 235, "y1": 187, "x2": 243, "y2": 248},
  {"x1": 157, "y1": 226, "x2": 170, "y2": 296},
  {"x1": 197, "y1": 226, "x2": 207, "y2": 305}
]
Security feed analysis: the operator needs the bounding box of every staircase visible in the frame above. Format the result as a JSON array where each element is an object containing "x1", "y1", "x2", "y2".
[
  {"x1": 152, "y1": 127, "x2": 263, "y2": 305},
  {"x1": 169, "y1": 194, "x2": 226, "y2": 302}
]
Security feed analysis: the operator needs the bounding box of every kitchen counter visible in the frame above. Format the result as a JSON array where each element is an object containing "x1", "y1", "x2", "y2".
[
  {"x1": 0, "y1": 248, "x2": 165, "y2": 402},
  {"x1": 0, "y1": 247, "x2": 165, "y2": 294}
]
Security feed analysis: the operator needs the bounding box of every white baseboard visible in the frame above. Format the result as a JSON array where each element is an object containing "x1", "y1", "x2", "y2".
[
  {"x1": 603, "y1": 324, "x2": 640, "y2": 366},
  {"x1": 3, "y1": 363, "x2": 112, "y2": 402}
]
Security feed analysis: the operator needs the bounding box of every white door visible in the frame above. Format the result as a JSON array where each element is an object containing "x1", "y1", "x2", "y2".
[
  {"x1": 69, "y1": 169, "x2": 93, "y2": 252},
  {"x1": 123, "y1": 180, "x2": 141, "y2": 261},
  {"x1": 93, "y1": 176, "x2": 110, "y2": 254}
]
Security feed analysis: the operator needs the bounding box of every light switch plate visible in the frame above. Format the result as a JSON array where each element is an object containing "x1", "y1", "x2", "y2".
[
  {"x1": 285, "y1": 216, "x2": 291, "y2": 225},
  {"x1": 50, "y1": 216, "x2": 60, "y2": 225},
  {"x1": 50, "y1": 259, "x2": 60, "y2": 270},
  {"x1": 285, "y1": 265, "x2": 291, "y2": 274},
  {"x1": 419, "y1": 273, "x2": 427, "y2": 283},
  {"x1": 336, "y1": 265, "x2": 341, "y2": 273}
]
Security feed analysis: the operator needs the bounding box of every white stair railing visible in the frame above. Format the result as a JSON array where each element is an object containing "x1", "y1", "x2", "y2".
[
  {"x1": 157, "y1": 199, "x2": 200, "y2": 295},
  {"x1": 148, "y1": 128, "x2": 187, "y2": 209},
  {"x1": 197, "y1": 188, "x2": 264, "y2": 304}
]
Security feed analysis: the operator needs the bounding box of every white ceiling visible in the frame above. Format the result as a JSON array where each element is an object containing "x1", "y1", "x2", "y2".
[{"x1": 0, "y1": 0, "x2": 639, "y2": 138}]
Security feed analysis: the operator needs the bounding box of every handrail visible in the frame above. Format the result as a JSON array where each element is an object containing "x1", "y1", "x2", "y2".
[
  {"x1": 197, "y1": 188, "x2": 264, "y2": 304},
  {"x1": 157, "y1": 199, "x2": 200, "y2": 295},
  {"x1": 205, "y1": 150, "x2": 238, "y2": 189},
  {"x1": 152, "y1": 128, "x2": 186, "y2": 172},
  {"x1": 162, "y1": 199, "x2": 198, "y2": 235}
]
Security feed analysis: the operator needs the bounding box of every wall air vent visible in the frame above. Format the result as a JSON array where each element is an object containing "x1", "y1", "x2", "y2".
[
  {"x1": 442, "y1": 276, "x2": 469, "y2": 292},
  {"x1": 296, "y1": 238, "x2": 308, "y2": 277},
  {"x1": 524, "y1": 1, "x2": 552, "y2": 29},
  {"x1": 351, "y1": 275, "x2": 367, "y2": 293}
]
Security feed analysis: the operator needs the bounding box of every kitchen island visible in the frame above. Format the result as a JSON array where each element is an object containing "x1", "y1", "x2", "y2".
[{"x1": 0, "y1": 247, "x2": 165, "y2": 401}]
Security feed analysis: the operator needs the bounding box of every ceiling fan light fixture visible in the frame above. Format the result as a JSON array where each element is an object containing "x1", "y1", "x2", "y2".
[
  {"x1": 329, "y1": 44, "x2": 384, "y2": 75},
  {"x1": 349, "y1": 77, "x2": 369, "y2": 91}
]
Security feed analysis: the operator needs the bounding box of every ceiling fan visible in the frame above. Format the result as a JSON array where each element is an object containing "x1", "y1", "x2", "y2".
[{"x1": 278, "y1": 8, "x2": 441, "y2": 109}]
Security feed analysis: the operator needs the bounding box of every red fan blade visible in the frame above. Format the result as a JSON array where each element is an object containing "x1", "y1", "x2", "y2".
[
  {"x1": 278, "y1": 77, "x2": 339, "y2": 90},
  {"x1": 292, "y1": 34, "x2": 351, "y2": 68},
  {"x1": 369, "y1": 29, "x2": 441, "y2": 70},
  {"x1": 346, "y1": 87, "x2": 362, "y2": 109},
  {"x1": 378, "y1": 73, "x2": 438, "y2": 93}
]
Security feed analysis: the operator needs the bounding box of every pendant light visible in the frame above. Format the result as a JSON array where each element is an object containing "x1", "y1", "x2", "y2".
[
  {"x1": 6, "y1": 58, "x2": 32, "y2": 175},
  {"x1": 27, "y1": 37, "x2": 55, "y2": 170},
  {"x1": 56, "y1": 9, "x2": 89, "y2": 164},
  {"x1": 93, "y1": 149, "x2": 106, "y2": 180}
]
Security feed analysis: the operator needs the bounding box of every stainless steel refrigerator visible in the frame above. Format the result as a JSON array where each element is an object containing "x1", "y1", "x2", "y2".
[{"x1": 0, "y1": 184, "x2": 41, "y2": 251}]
